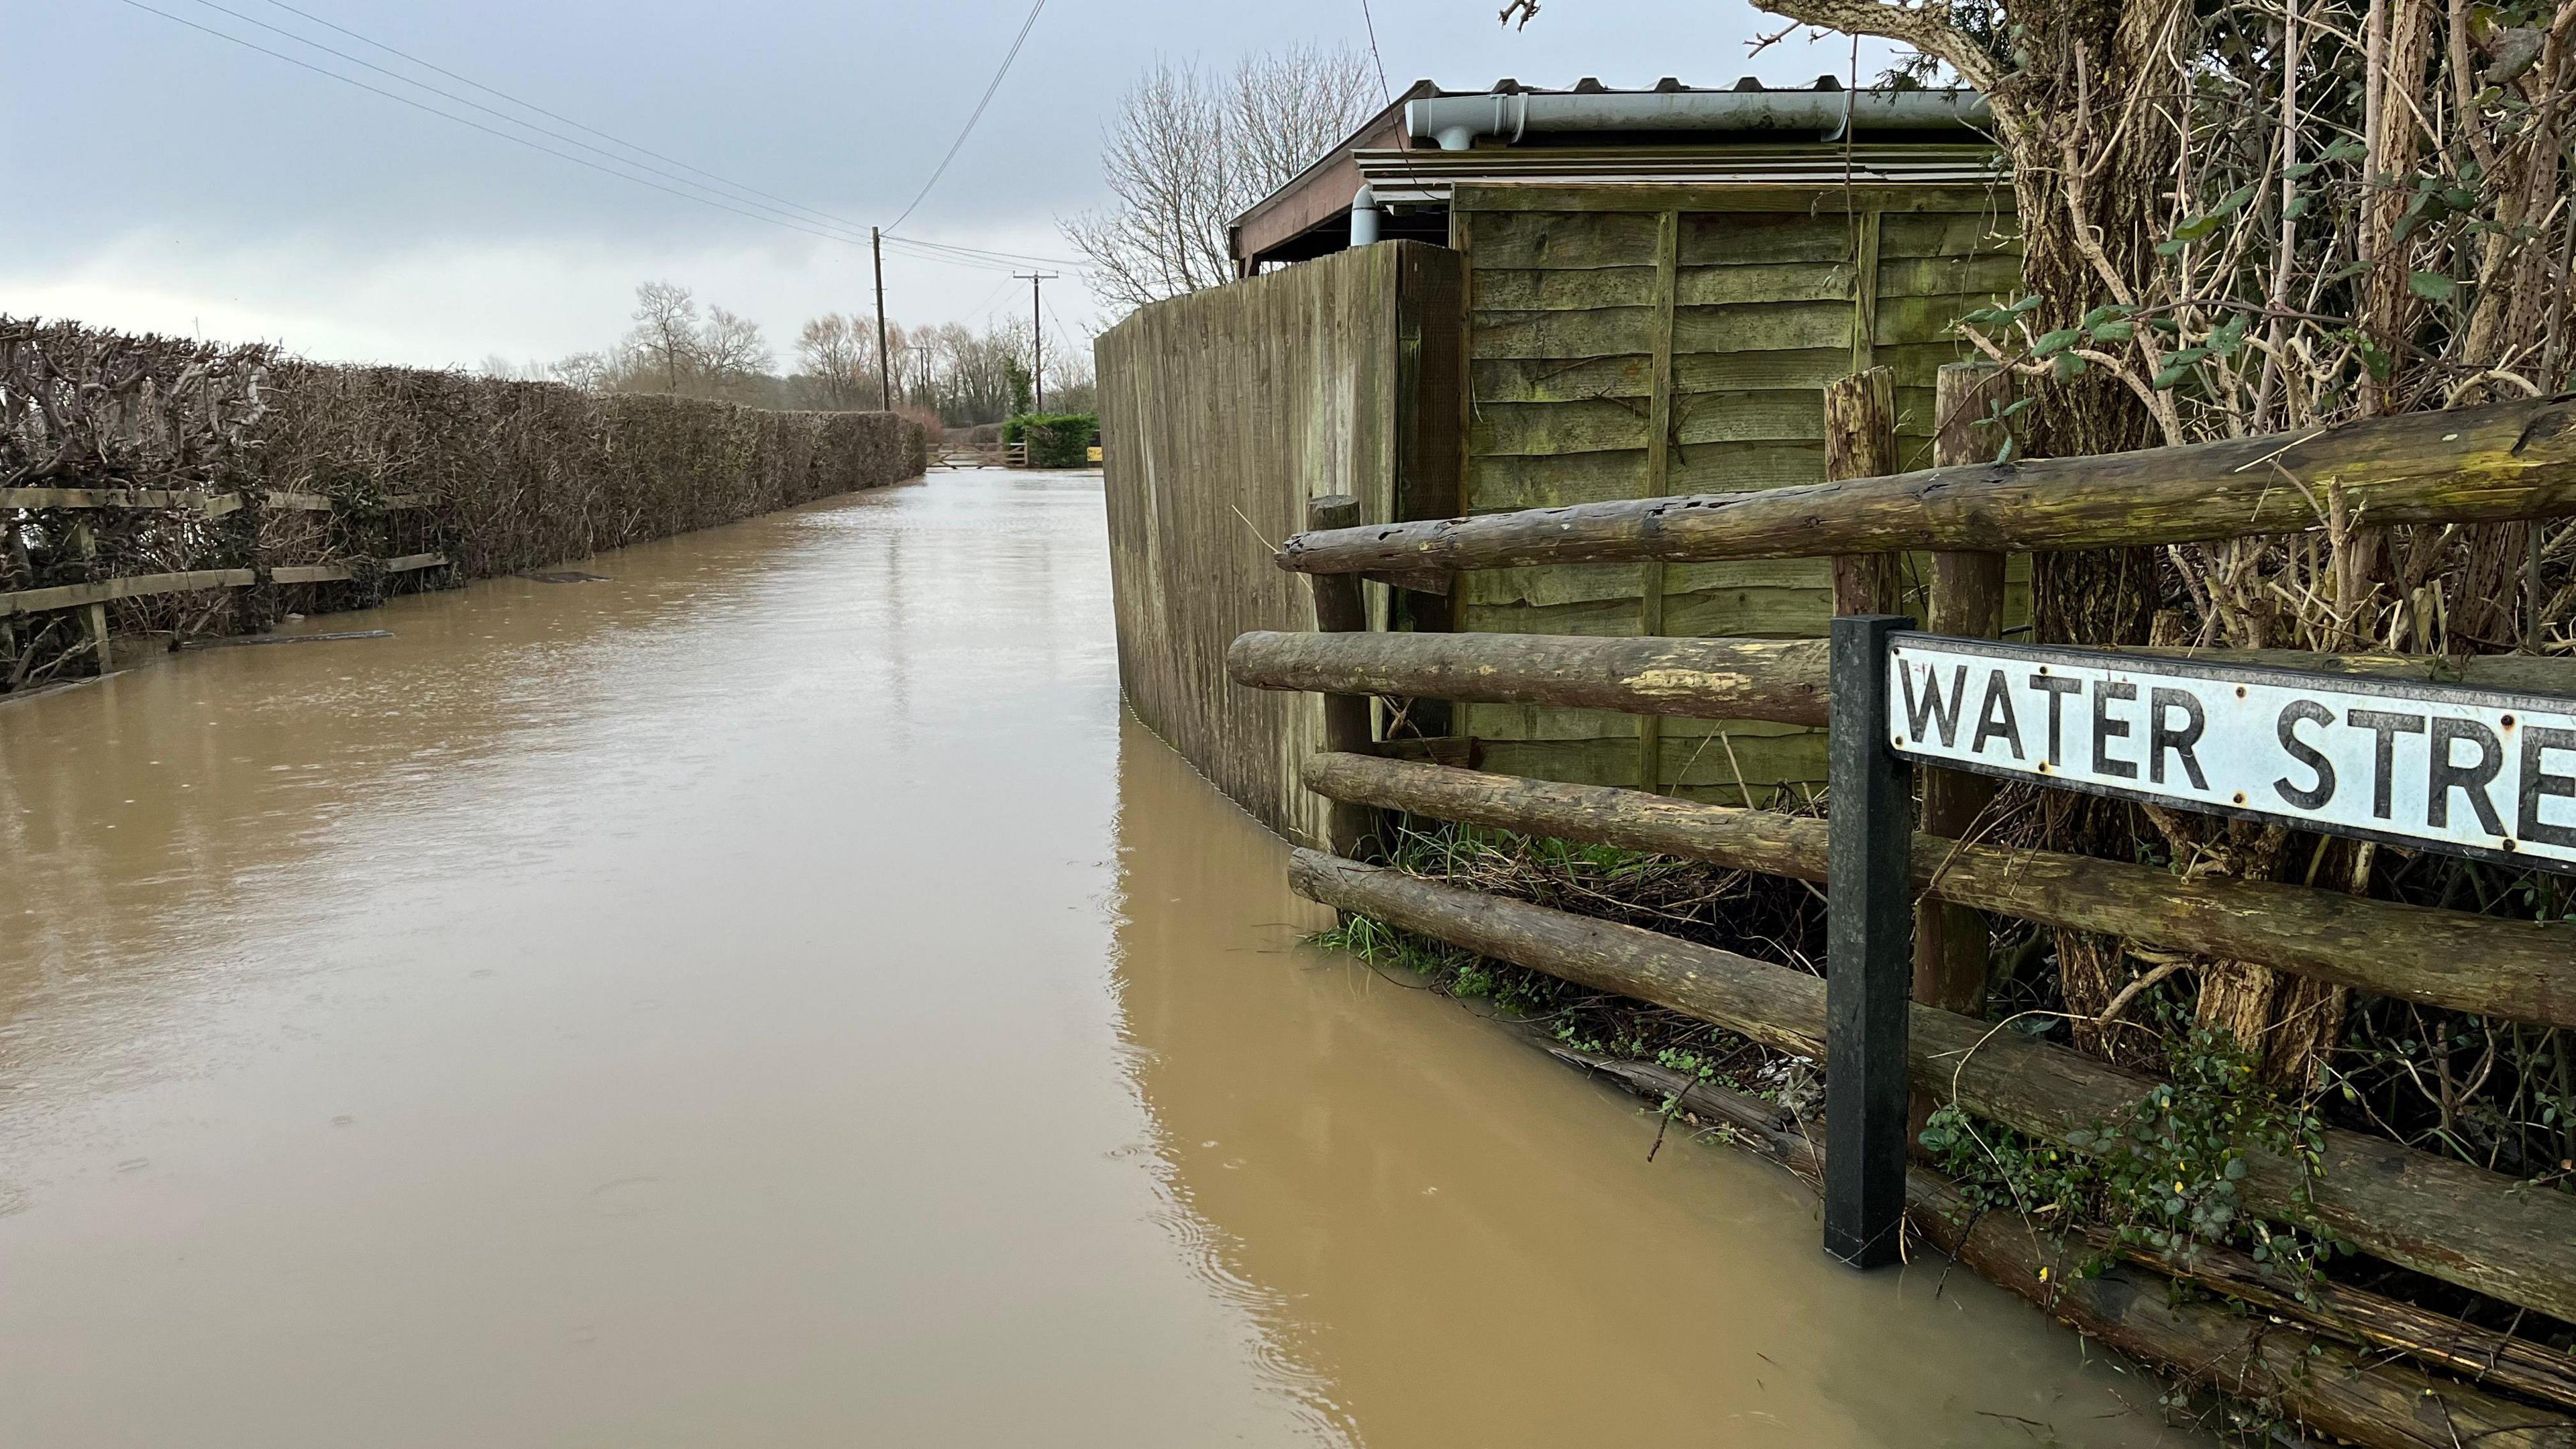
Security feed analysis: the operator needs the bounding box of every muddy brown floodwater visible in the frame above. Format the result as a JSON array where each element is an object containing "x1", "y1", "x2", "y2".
[{"x1": 0, "y1": 472, "x2": 2199, "y2": 1446}]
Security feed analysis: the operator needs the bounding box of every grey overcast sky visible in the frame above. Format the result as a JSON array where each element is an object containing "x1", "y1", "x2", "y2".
[{"x1": 4, "y1": 1, "x2": 1894, "y2": 370}]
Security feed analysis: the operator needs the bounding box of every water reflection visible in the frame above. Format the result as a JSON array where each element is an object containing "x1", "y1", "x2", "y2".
[
  {"x1": 0, "y1": 468, "x2": 2191, "y2": 1447},
  {"x1": 1108, "y1": 713, "x2": 2191, "y2": 1447}
]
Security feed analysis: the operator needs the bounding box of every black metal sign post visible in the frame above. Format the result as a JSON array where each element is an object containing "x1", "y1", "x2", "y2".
[
  {"x1": 1820, "y1": 623, "x2": 2576, "y2": 1265},
  {"x1": 1823, "y1": 614, "x2": 1915, "y2": 1268}
]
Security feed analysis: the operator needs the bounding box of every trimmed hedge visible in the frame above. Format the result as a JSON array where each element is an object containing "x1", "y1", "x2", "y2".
[{"x1": 1, "y1": 316, "x2": 931, "y2": 689}]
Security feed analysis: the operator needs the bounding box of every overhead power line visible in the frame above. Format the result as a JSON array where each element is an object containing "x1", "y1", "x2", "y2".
[
  {"x1": 881, "y1": 235, "x2": 1083, "y2": 272},
  {"x1": 885, "y1": 0, "x2": 1048, "y2": 231},
  {"x1": 885, "y1": 235, "x2": 1083, "y2": 267},
  {"x1": 248, "y1": 0, "x2": 877, "y2": 238},
  {"x1": 109, "y1": 0, "x2": 879, "y2": 251},
  {"x1": 111, "y1": 0, "x2": 1076, "y2": 279},
  {"x1": 182, "y1": 0, "x2": 879, "y2": 248}
]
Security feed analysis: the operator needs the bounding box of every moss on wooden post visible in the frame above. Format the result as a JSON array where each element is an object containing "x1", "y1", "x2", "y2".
[
  {"x1": 1823, "y1": 368, "x2": 1903, "y2": 616},
  {"x1": 1914, "y1": 362, "x2": 2015, "y2": 1020},
  {"x1": 1307, "y1": 494, "x2": 1375, "y2": 858},
  {"x1": 1636, "y1": 209, "x2": 1683, "y2": 791}
]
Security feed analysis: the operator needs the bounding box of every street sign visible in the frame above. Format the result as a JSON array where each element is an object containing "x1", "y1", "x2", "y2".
[{"x1": 1886, "y1": 634, "x2": 2576, "y2": 875}]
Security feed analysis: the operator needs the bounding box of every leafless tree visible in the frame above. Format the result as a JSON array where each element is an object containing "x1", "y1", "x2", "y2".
[
  {"x1": 697, "y1": 307, "x2": 773, "y2": 391},
  {"x1": 910, "y1": 319, "x2": 1032, "y2": 424},
  {"x1": 624, "y1": 280, "x2": 702, "y2": 392},
  {"x1": 795, "y1": 313, "x2": 880, "y2": 411},
  {"x1": 1231, "y1": 44, "x2": 1379, "y2": 194},
  {"x1": 548, "y1": 351, "x2": 612, "y2": 392},
  {"x1": 1062, "y1": 44, "x2": 1377, "y2": 311}
]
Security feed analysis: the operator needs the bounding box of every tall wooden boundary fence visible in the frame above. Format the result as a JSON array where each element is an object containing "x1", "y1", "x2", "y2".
[
  {"x1": 1095, "y1": 241, "x2": 1463, "y2": 849},
  {"x1": 1234, "y1": 380, "x2": 2576, "y2": 1448}
]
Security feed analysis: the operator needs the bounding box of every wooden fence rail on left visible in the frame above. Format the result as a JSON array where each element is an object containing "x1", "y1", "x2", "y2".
[
  {"x1": 1, "y1": 488, "x2": 427, "y2": 514},
  {"x1": 0, "y1": 555, "x2": 450, "y2": 619}
]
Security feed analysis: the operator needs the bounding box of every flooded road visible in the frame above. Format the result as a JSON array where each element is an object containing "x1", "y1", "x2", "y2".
[{"x1": 0, "y1": 472, "x2": 2190, "y2": 1446}]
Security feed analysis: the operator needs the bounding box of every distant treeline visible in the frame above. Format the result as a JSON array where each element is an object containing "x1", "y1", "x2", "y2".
[{"x1": 487, "y1": 281, "x2": 1097, "y2": 429}]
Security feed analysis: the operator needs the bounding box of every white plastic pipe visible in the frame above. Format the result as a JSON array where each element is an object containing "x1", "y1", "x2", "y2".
[
  {"x1": 1348, "y1": 184, "x2": 1381, "y2": 247},
  {"x1": 1406, "y1": 89, "x2": 1988, "y2": 150}
]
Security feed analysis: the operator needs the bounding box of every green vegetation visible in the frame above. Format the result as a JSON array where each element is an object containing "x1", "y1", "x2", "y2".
[
  {"x1": 1004, "y1": 412, "x2": 1099, "y2": 468},
  {"x1": 1919, "y1": 1010, "x2": 2345, "y2": 1299},
  {"x1": 1314, "y1": 818, "x2": 1824, "y2": 1092}
]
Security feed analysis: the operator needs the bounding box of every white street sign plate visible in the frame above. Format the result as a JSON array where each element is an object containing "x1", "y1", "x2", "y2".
[{"x1": 1886, "y1": 634, "x2": 2576, "y2": 874}]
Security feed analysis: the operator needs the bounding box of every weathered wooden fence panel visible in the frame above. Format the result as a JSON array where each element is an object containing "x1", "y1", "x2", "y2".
[
  {"x1": 1095, "y1": 240, "x2": 1462, "y2": 845},
  {"x1": 1450, "y1": 184, "x2": 2025, "y2": 795}
]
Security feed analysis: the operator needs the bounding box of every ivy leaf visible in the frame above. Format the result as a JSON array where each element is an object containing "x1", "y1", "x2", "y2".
[
  {"x1": 2166, "y1": 215, "x2": 2223, "y2": 247},
  {"x1": 2033, "y1": 327, "x2": 2084, "y2": 357},
  {"x1": 1961, "y1": 307, "x2": 2009, "y2": 325},
  {"x1": 2080, "y1": 303, "x2": 2133, "y2": 327},
  {"x1": 2284, "y1": 194, "x2": 2312, "y2": 220},
  {"x1": 2319, "y1": 136, "x2": 2365, "y2": 163},
  {"x1": 2088, "y1": 320, "x2": 2136, "y2": 343},
  {"x1": 2151, "y1": 347, "x2": 2210, "y2": 390},
  {"x1": 2052, "y1": 350, "x2": 2088, "y2": 380},
  {"x1": 2008, "y1": 294, "x2": 2047, "y2": 315},
  {"x1": 2408, "y1": 270, "x2": 2459, "y2": 303}
]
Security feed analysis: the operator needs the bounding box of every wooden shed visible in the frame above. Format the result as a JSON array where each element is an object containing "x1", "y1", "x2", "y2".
[
  {"x1": 1354, "y1": 87, "x2": 2022, "y2": 795},
  {"x1": 1106, "y1": 80, "x2": 2023, "y2": 832}
]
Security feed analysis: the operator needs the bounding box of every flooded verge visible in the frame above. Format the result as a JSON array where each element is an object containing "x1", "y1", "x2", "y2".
[{"x1": 0, "y1": 472, "x2": 2190, "y2": 1446}]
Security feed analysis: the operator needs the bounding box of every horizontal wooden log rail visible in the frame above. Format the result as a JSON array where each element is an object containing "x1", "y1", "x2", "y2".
[
  {"x1": 1275, "y1": 396, "x2": 2576, "y2": 575},
  {"x1": 1, "y1": 555, "x2": 452, "y2": 617},
  {"x1": 1230, "y1": 631, "x2": 2576, "y2": 729},
  {"x1": 268, "y1": 553, "x2": 449, "y2": 586},
  {"x1": 1556, "y1": 1046, "x2": 2576, "y2": 1439},
  {"x1": 0, "y1": 568, "x2": 257, "y2": 619},
  {"x1": 1289, "y1": 848, "x2": 2576, "y2": 1328},
  {"x1": 1228, "y1": 629, "x2": 1833, "y2": 725},
  {"x1": 3, "y1": 487, "x2": 431, "y2": 516},
  {"x1": 1306, "y1": 751, "x2": 2576, "y2": 1029},
  {"x1": 1, "y1": 487, "x2": 221, "y2": 512}
]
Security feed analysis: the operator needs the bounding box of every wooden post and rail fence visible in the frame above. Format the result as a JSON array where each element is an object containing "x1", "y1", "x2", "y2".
[
  {"x1": 1230, "y1": 376, "x2": 2576, "y2": 1446},
  {"x1": 0, "y1": 486, "x2": 448, "y2": 675}
]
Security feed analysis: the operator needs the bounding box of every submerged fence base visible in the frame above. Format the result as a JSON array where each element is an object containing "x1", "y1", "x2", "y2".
[{"x1": 1548, "y1": 1044, "x2": 2576, "y2": 1446}]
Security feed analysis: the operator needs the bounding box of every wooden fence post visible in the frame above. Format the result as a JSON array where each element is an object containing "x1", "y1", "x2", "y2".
[
  {"x1": 1635, "y1": 209, "x2": 1683, "y2": 792},
  {"x1": 1913, "y1": 362, "x2": 2015, "y2": 1020},
  {"x1": 1308, "y1": 494, "x2": 1375, "y2": 857},
  {"x1": 1825, "y1": 612, "x2": 1913, "y2": 1268},
  {"x1": 71, "y1": 518, "x2": 111, "y2": 675},
  {"x1": 1823, "y1": 368, "x2": 1902, "y2": 616}
]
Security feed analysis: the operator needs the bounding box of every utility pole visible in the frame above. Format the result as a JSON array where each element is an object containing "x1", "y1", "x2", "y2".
[
  {"x1": 871, "y1": 226, "x2": 892, "y2": 413},
  {"x1": 1013, "y1": 271, "x2": 1057, "y2": 411}
]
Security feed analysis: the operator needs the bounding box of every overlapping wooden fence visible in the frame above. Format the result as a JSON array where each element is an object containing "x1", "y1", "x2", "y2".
[{"x1": 1233, "y1": 375, "x2": 2576, "y2": 1447}]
